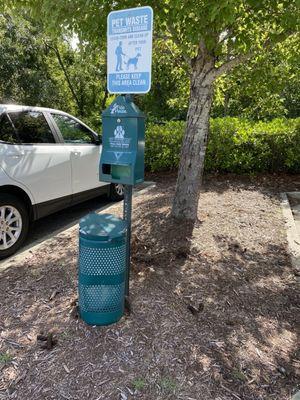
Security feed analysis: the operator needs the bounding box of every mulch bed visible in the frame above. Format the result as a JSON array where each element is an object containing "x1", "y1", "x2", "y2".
[{"x1": 0, "y1": 173, "x2": 299, "y2": 400}]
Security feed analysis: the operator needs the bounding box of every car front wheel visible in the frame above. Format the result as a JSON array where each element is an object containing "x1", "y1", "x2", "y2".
[
  {"x1": 110, "y1": 183, "x2": 124, "y2": 201},
  {"x1": 0, "y1": 194, "x2": 29, "y2": 260}
]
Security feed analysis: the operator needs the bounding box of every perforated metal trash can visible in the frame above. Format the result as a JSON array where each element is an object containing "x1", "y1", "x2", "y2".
[{"x1": 78, "y1": 213, "x2": 127, "y2": 326}]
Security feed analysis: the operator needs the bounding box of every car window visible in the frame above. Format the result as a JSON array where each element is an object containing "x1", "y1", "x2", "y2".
[
  {"x1": 52, "y1": 114, "x2": 95, "y2": 144},
  {"x1": 0, "y1": 113, "x2": 18, "y2": 144},
  {"x1": 8, "y1": 111, "x2": 55, "y2": 144}
]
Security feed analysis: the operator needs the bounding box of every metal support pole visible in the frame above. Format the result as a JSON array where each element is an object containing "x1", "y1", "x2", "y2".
[
  {"x1": 123, "y1": 184, "x2": 133, "y2": 300},
  {"x1": 123, "y1": 95, "x2": 133, "y2": 313}
]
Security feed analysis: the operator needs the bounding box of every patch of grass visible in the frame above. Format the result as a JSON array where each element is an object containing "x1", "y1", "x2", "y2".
[
  {"x1": 30, "y1": 269, "x2": 41, "y2": 277},
  {"x1": 132, "y1": 377, "x2": 146, "y2": 391},
  {"x1": 0, "y1": 352, "x2": 13, "y2": 364},
  {"x1": 232, "y1": 369, "x2": 247, "y2": 382},
  {"x1": 160, "y1": 377, "x2": 177, "y2": 392},
  {"x1": 60, "y1": 331, "x2": 71, "y2": 340}
]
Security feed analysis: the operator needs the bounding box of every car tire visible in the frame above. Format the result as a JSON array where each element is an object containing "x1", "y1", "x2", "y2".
[
  {"x1": 0, "y1": 194, "x2": 29, "y2": 260},
  {"x1": 110, "y1": 183, "x2": 124, "y2": 201}
]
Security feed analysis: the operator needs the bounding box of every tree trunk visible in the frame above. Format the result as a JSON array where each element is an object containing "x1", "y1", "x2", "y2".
[
  {"x1": 101, "y1": 88, "x2": 108, "y2": 110},
  {"x1": 171, "y1": 56, "x2": 215, "y2": 220},
  {"x1": 53, "y1": 45, "x2": 81, "y2": 112}
]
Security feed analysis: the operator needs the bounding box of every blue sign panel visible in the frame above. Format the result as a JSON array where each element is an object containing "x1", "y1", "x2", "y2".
[{"x1": 107, "y1": 6, "x2": 153, "y2": 94}]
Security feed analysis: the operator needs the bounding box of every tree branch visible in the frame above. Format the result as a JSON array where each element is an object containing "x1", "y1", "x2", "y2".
[
  {"x1": 153, "y1": 32, "x2": 170, "y2": 41},
  {"x1": 54, "y1": 45, "x2": 81, "y2": 111},
  {"x1": 166, "y1": 23, "x2": 191, "y2": 65},
  {"x1": 213, "y1": 52, "x2": 251, "y2": 79},
  {"x1": 213, "y1": 28, "x2": 296, "y2": 80},
  {"x1": 163, "y1": 41, "x2": 190, "y2": 71},
  {"x1": 45, "y1": 41, "x2": 81, "y2": 111}
]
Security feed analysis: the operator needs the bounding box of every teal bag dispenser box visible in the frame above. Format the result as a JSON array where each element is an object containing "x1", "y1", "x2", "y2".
[{"x1": 100, "y1": 95, "x2": 145, "y2": 185}]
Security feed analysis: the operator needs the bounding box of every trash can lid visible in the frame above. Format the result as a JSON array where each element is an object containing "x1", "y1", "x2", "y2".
[{"x1": 79, "y1": 213, "x2": 127, "y2": 241}]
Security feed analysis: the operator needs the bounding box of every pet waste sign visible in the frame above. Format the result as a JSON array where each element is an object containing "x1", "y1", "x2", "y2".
[{"x1": 107, "y1": 6, "x2": 153, "y2": 94}]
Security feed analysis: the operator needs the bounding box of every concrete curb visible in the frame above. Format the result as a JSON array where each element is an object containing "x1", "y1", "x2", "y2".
[
  {"x1": 0, "y1": 182, "x2": 156, "y2": 272},
  {"x1": 286, "y1": 191, "x2": 300, "y2": 200},
  {"x1": 280, "y1": 192, "x2": 300, "y2": 272},
  {"x1": 292, "y1": 391, "x2": 300, "y2": 400}
]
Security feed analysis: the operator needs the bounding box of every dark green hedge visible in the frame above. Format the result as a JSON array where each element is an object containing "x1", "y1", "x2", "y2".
[{"x1": 145, "y1": 118, "x2": 300, "y2": 173}]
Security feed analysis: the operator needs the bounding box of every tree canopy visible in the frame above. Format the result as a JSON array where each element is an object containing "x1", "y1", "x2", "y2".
[
  {"x1": 1, "y1": 0, "x2": 299, "y2": 219},
  {"x1": 1, "y1": 1, "x2": 299, "y2": 122}
]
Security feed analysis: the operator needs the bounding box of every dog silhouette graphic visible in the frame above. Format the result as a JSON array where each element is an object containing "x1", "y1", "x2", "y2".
[{"x1": 126, "y1": 53, "x2": 142, "y2": 70}]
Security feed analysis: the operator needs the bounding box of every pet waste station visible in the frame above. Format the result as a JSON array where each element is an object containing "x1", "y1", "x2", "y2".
[{"x1": 78, "y1": 6, "x2": 153, "y2": 325}]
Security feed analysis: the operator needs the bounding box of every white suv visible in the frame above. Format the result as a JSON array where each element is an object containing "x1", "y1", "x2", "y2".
[{"x1": 0, "y1": 105, "x2": 124, "y2": 259}]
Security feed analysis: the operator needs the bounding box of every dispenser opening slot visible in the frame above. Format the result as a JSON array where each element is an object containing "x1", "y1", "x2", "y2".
[
  {"x1": 111, "y1": 164, "x2": 131, "y2": 180},
  {"x1": 102, "y1": 164, "x2": 111, "y2": 175}
]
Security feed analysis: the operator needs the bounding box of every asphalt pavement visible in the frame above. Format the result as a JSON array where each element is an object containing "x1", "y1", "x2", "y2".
[
  {"x1": 0, "y1": 181, "x2": 155, "y2": 267},
  {"x1": 29, "y1": 194, "x2": 113, "y2": 246}
]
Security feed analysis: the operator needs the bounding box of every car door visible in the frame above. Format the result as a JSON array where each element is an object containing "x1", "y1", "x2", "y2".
[
  {"x1": 0, "y1": 109, "x2": 72, "y2": 206},
  {"x1": 48, "y1": 112, "x2": 105, "y2": 195}
]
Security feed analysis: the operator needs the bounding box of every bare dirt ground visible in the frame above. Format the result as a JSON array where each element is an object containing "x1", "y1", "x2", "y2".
[{"x1": 0, "y1": 173, "x2": 299, "y2": 400}]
